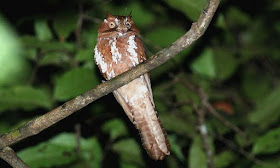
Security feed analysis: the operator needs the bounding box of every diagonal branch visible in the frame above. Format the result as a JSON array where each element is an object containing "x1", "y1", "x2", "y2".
[{"x1": 0, "y1": 0, "x2": 221, "y2": 150}]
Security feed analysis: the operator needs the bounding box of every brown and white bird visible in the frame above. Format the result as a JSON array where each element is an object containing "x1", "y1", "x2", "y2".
[{"x1": 94, "y1": 13, "x2": 170, "y2": 160}]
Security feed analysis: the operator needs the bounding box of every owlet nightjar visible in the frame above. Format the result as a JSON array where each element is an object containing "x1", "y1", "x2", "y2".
[{"x1": 94, "y1": 13, "x2": 170, "y2": 160}]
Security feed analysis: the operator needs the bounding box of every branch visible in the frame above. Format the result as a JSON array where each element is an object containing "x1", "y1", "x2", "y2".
[
  {"x1": 0, "y1": 0, "x2": 221, "y2": 150},
  {"x1": 193, "y1": 105, "x2": 214, "y2": 168},
  {"x1": 0, "y1": 147, "x2": 29, "y2": 168}
]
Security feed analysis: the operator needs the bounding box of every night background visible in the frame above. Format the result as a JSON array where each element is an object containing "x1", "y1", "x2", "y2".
[{"x1": 0, "y1": 0, "x2": 280, "y2": 167}]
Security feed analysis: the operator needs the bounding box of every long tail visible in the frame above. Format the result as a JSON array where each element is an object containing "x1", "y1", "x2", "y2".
[
  {"x1": 113, "y1": 75, "x2": 170, "y2": 160},
  {"x1": 134, "y1": 109, "x2": 170, "y2": 160}
]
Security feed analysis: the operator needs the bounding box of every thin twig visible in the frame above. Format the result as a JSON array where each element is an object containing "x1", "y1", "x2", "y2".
[
  {"x1": 0, "y1": 147, "x2": 29, "y2": 168},
  {"x1": 193, "y1": 105, "x2": 214, "y2": 168},
  {"x1": 0, "y1": 0, "x2": 221, "y2": 150},
  {"x1": 172, "y1": 74, "x2": 247, "y2": 141},
  {"x1": 216, "y1": 134, "x2": 265, "y2": 166},
  {"x1": 75, "y1": 124, "x2": 81, "y2": 154}
]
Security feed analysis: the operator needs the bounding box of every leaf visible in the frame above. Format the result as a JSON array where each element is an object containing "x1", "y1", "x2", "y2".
[
  {"x1": 0, "y1": 85, "x2": 52, "y2": 111},
  {"x1": 0, "y1": 15, "x2": 30, "y2": 86},
  {"x1": 160, "y1": 113, "x2": 195, "y2": 136},
  {"x1": 145, "y1": 27, "x2": 185, "y2": 48},
  {"x1": 40, "y1": 51, "x2": 71, "y2": 66},
  {"x1": 252, "y1": 127, "x2": 280, "y2": 154},
  {"x1": 191, "y1": 48, "x2": 216, "y2": 78},
  {"x1": 214, "y1": 151, "x2": 236, "y2": 168},
  {"x1": 214, "y1": 48, "x2": 238, "y2": 80},
  {"x1": 163, "y1": 0, "x2": 206, "y2": 21},
  {"x1": 53, "y1": 11, "x2": 77, "y2": 40},
  {"x1": 112, "y1": 138, "x2": 144, "y2": 166},
  {"x1": 189, "y1": 136, "x2": 207, "y2": 168},
  {"x1": 126, "y1": 2, "x2": 155, "y2": 28},
  {"x1": 248, "y1": 85, "x2": 280, "y2": 128},
  {"x1": 54, "y1": 67, "x2": 99, "y2": 101},
  {"x1": 18, "y1": 133, "x2": 78, "y2": 168},
  {"x1": 102, "y1": 118, "x2": 128, "y2": 140},
  {"x1": 34, "y1": 19, "x2": 53, "y2": 41},
  {"x1": 75, "y1": 48, "x2": 93, "y2": 62},
  {"x1": 18, "y1": 133, "x2": 102, "y2": 168},
  {"x1": 168, "y1": 135, "x2": 184, "y2": 161},
  {"x1": 242, "y1": 68, "x2": 272, "y2": 104},
  {"x1": 146, "y1": 27, "x2": 192, "y2": 78},
  {"x1": 21, "y1": 35, "x2": 75, "y2": 52},
  {"x1": 191, "y1": 48, "x2": 238, "y2": 80}
]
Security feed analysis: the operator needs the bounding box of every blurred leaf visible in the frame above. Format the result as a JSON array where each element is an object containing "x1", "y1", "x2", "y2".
[
  {"x1": 191, "y1": 48, "x2": 238, "y2": 80},
  {"x1": 189, "y1": 136, "x2": 207, "y2": 168},
  {"x1": 18, "y1": 133, "x2": 101, "y2": 168},
  {"x1": 126, "y1": 2, "x2": 155, "y2": 28},
  {"x1": 215, "y1": 14, "x2": 227, "y2": 30},
  {"x1": 161, "y1": 113, "x2": 195, "y2": 136},
  {"x1": 214, "y1": 151, "x2": 236, "y2": 168},
  {"x1": 0, "y1": 85, "x2": 52, "y2": 111},
  {"x1": 145, "y1": 27, "x2": 185, "y2": 48},
  {"x1": 249, "y1": 85, "x2": 280, "y2": 128},
  {"x1": 75, "y1": 48, "x2": 93, "y2": 62},
  {"x1": 226, "y1": 7, "x2": 251, "y2": 27},
  {"x1": 252, "y1": 127, "x2": 280, "y2": 154},
  {"x1": 112, "y1": 138, "x2": 143, "y2": 167},
  {"x1": 54, "y1": 67, "x2": 99, "y2": 100},
  {"x1": 168, "y1": 135, "x2": 185, "y2": 161},
  {"x1": 146, "y1": 27, "x2": 191, "y2": 79},
  {"x1": 102, "y1": 118, "x2": 128, "y2": 140},
  {"x1": 0, "y1": 15, "x2": 30, "y2": 86},
  {"x1": 53, "y1": 11, "x2": 77, "y2": 40},
  {"x1": 18, "y1": 133, "x2": 78, "y2": 168},
  {"x1": 214, "y1": 48, "x2": 238, "y2": 80},
  {"x1": 21, "y1": 35, "x2": 75, "y2": 52},
  {"x1": 191, "y1": 48, "x2": 216, "y2": 78},
  {"x1": 164, "y1": 0, "x2": 206, "y2": 21},
  {"x1": 34, "y1": 19, "x2": 53, "y2": 41},
  {"x1": 242, "y1": 68, "x2": 272, "y2": 104},
  {"x1": 40, "y1": 51, "x2": 71, "y2": 66}
]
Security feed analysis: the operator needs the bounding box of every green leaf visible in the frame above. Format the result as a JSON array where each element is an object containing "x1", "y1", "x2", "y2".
[
  {"x1": 54, "y1": 67, "x2": 99, "y2": 101},
  {"x1": 18, "y1": 133, "x2": 102, "y2": 168},
  {"x1": 242, "y1": 68, "x2": 271, "y2": 104},
  {"x1": 0, "y1": 85, "x2": 52, "y2": 111},
  {"x1": 252, "y1": 127, "x2": 280, "y2": 154},
  {"x1": 0, "y1": 15, "x2": 30, "y2": 86},
  {"x1": 21, "y1": 35, "x2": 75, "y2": 52},
  {"x1": 248, "y1": 85, "x2": 280, "y2": 128},
  {"x1": 191, "y1": 48, "x2": 238, "y2": 80},
  {"x1": 18, "y1": 133, "x2": 78, "y2": 168},
  {"x1": 214, "y1": 151, "x2": 236, "y2": 168},
  {"x1": 168, "y1": 135, "x2": 185, "y2": 161},
  {"x1": 145, "y1": 27, "x2": 185, "y2": 48},
  {"x1": 161, "y1": 113, "x2": 195, "y2": 136},
  {"x1": 214, "y1": 48, "x2": 238, "y2": 80},
  {"x1": 191, "y1": 48, "x2": 216, "y2": 78},
  {"x1": 75, "y1": 48, "x2": 93, "y2": 62},
  {"x1": 112, "y1": 138, "x2": 143, "y2": 166},
  {"x1": 102, "y1": 118, "x2": 128, "y2": 140},
  {"x1": 146, "y1": 27, "x2": 191, "y2": 78},
  {"x1": 40, "y1": 51, "x2": 71, "y2": 66},
  {"x1": 164, "y1": 0, "x2": 206, "y2": 21},
  {"x1": 53, "y1": 11, "x2": 77, "y2": 40},
  {"x1": 189, "y1": 136, "x2": 207, "y2": 168},
  {"x1": 34, "y1": 19, "x2": 53, "y2": 41}
]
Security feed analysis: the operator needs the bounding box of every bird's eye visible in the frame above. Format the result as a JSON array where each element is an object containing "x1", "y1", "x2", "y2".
[
  {"x1": 108, "y1": 22, "x2": 116, "y2": 28},
  {"x1": 125, "y1": 22, "x2": 131, "y2": 28}
]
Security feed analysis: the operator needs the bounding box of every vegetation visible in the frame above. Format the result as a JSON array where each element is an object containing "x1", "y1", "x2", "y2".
[{"x1": 0, "y1": 0, "x2": 279, "y2": 167}]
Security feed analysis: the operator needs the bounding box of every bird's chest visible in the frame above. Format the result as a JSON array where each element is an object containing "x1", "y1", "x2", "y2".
[{"x1": 95, "y1": 35, "x2": 140, "y2": 80}]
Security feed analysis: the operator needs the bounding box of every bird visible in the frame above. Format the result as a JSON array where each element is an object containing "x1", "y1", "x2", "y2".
[{"x1": 94, "y1": 12, "x2": 170, "y2": 160}]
